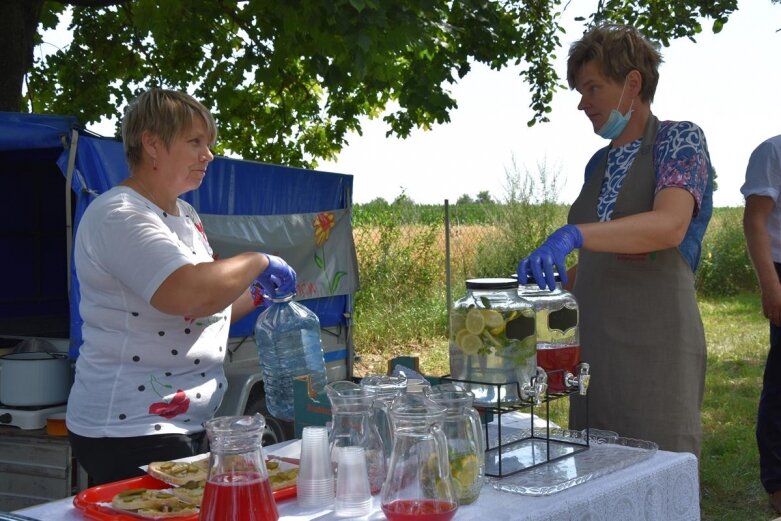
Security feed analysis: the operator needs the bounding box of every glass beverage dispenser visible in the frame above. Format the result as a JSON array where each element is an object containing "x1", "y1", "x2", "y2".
[
  {"x1": 449, "y1": 278, "x2": 537, "y2": 405},
  {"x1": 518, "y1": 274, "x2": 588, "y2": 393}
]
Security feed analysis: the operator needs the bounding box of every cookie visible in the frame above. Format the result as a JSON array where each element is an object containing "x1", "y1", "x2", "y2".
[
  {"x1": 148, "y1": 459, "x2": 208, "y2": 486},
  {"x1": 134, "y1": 501, "x2": 199, "y2": 519},
  {"x1": 171, "y1": 479, "x2": 205, "y2": 506},
  {"x1": 266, "y1": 459, "x2": 299, "y2": 491},
  {"x1": 111, "y1": 488, "x2": 181, "y2": 511}
]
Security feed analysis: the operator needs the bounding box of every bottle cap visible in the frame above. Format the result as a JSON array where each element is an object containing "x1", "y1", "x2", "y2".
[
  {"x1": 465, "y1": 278, "x2": 518, "y2": 290},
  {"x1": 517, "y1": 272, "x2": 562, "y2": 286},
  {"x1": 270, "y1": 292, "x2": 296, "y2": 303}
]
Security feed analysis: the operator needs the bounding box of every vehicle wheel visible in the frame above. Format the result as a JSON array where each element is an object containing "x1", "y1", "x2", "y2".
[{"x1": 243, "y1": 391, "x2": 294, "y2": 446}]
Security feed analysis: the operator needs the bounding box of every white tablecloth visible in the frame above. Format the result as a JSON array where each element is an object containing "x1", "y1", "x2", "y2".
[{"x1": 14, "y1": 447, "x2": 699, "y2": 521}]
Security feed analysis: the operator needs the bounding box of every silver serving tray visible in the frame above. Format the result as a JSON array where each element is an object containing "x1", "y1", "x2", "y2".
[{"x1": 489, "y1": 429, "x2": 658, "y2": 496}]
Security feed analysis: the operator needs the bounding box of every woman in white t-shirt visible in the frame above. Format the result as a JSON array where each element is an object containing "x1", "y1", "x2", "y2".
[{"x1": 66, "y1": 88, "x2": 295, "y2": 485}]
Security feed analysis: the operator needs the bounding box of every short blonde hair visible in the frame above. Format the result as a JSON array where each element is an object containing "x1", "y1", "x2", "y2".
[
  {"x1": 122, "y1": 89, "x2": 217, "y2": 168},
  {"x1": 567, "y1": 24, "x2": 663, "y2": 103}
]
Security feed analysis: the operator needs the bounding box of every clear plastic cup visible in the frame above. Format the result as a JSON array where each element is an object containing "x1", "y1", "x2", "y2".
[
  {"x1": 334, "y1": 446, "x2": 372, "y2": 517},
  {"x1": 298, "y1": 426, "x2": 335, "y2": 508}
]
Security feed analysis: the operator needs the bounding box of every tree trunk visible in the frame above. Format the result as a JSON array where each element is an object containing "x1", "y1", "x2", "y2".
[{"x1": 0, "y1": 0, "x2": 45, "y2": 112}]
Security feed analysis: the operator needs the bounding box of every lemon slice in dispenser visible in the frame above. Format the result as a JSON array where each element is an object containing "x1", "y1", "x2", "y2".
[
  {"x1": 458, "y1": 333, "x2": 483, "y2": 355},
  {"x1": 435, "y1": 478, "x2": 452, "y2": 499},
  {"x1": 465, "y1": 309, "x2": 485, "y2": 335},
  {"x1": 453, "y1": 453, "x2": 479, "y2": 490},
  {"x1": 450, "y1": 312, "x2": 466, "y2": 333},
  {"x1": 480, "y1": 310, "x2": 504, "y2": 336},
  {"x1": 481, "y1": 310, "x2": 504, "y2": 330},
  {"x1": 454, "y1": 328, "x2": 470, "y2": 345}
]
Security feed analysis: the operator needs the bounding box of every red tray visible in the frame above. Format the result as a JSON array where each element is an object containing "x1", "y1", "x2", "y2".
[{"x1": 73, "y1": 474, "x2": 296, "y2": 520}]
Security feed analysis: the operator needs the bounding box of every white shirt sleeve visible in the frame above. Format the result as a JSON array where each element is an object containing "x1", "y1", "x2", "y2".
[
  {"x1": 81, "y1": 190, "x2": 194, "y2": 303},
  {"x1": 742, "y1": 135, "x2": 781, "y2": 201}
]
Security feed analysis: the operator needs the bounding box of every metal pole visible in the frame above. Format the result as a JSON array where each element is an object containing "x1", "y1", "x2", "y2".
[
  {"x1": 444, "y1": 199, "x2": 452, "y2": 339},
  {"x1": 64, "y1": 129, "x2": 79, "y2": 296}
]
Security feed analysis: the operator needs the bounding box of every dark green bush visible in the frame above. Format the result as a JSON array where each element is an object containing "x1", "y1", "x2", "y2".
[{"x1": 696, "y1": 207, "x2": 757, "y2": 297}]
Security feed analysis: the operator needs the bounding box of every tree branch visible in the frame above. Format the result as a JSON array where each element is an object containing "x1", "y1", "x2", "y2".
[{"x1": 53, "y1": 0, "x2": 124, "y2": 6}]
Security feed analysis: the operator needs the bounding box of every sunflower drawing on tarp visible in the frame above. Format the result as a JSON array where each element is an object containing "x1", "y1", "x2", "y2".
[{"x1": 313, "y1": 211, "x2": 346, "y2": 294}]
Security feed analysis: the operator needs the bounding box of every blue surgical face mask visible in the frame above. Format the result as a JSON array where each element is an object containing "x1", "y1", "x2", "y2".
[{"x1": 596, "y1": 76, "x2": 634, "y2": 140}]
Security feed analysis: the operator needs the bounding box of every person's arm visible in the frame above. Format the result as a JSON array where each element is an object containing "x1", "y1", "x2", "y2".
[
  {"x1": 230, "y1": 288, "x2": 259, "y2": 324},
  {"x1": 577, "y1": 186, "x2": 695, "y2": 253},
  {"x1": 151, "y1": 252, "x2": 268, "y2": 318},
  {"x1": 744, "y1": 195, "x2": 781, "y2": 325},
  {"x1": 563, "y1": 263, "x2": 577, "y2": 292},
  {"x1": 517, "y1": 188, "x2": 693, "y2": 290}
]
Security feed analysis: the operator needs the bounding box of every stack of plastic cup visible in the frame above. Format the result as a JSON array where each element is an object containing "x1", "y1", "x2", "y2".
[
  {"x1": 297, "y1": 426, "x2": 335, "y2": 509},
  {"x1": 334, "y1": 446, "x2": 372, "y2": 517}
]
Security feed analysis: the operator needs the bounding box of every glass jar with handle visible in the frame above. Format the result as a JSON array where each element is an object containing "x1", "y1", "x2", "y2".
[
  {"x1": 325, "y1": 380, "x2": 386, "y2": 495},
  {"x1": 381, "y1": 392, "x2": 458, "y2": 521},
  {"x1": 360, "y1": 374, "x2": 407, "y2": 468},
  {"x1": 425, "y1": 383, "x2": 485, "y2": 505},
  {"x1": 200, "y1": 414, "x2": 278, "y2": 521}
]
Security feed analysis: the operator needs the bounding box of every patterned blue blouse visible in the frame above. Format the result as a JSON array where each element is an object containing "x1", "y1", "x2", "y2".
[{"x1": 582, "y1": 120, "x2": 714, "y2": 272}]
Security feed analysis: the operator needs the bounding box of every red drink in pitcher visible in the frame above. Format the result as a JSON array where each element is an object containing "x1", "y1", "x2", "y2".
[
  {"x1": 199, "y1": 471, "x2": 278, "y2": 521},
  {"x1": 382, "y1": 499, "x2": 458, "y2": 521},
  {"x1": 536, "y1": 344, "x2": 581, "y2": 393}
]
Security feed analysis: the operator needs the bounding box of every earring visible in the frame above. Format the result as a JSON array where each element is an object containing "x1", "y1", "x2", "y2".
[{"x1": 153, "y1": 158, "x2": 157, "y2": 171}]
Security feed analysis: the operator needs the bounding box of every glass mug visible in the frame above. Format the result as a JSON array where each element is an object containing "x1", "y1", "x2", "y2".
[
  {"x1": 326, "y1": 380, "x2": 386, "y2": 495},
  {"x1": 381, "y1": 392, "x2": 458, "y2": 521},
  {"x1": 426, "y1": 383, "x2": 486, "y2": 505},
  {"x1": 360, "y1": 374, "x2": 407, "y2": 467},
  {"x1": 200, "y1": 414, "x2": 278, "y2": 521}
]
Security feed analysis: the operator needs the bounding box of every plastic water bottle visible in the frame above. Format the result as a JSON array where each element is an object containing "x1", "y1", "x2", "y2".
[{"x1": 254, "y1": 292, "x2": 327, "y2": 421}]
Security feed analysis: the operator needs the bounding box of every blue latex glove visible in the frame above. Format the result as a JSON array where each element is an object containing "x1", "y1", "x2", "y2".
[
  {"x1": 256, "y1": 254, "x2": 297, "y2": 298},
  {"x1": 249, "y1": 281, "x2": 273, "y2": 311},
  {"x1": 517, "y1": 225, "x2": 583, "y2": 291}
]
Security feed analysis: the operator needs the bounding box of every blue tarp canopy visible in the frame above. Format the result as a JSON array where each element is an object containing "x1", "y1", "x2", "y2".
[
  {"x1": 0, "y1": 112, "x2": 80, "y2": 151},
  {"x1": 0, "y1": 112, "x2": 355, "y2": 357}
]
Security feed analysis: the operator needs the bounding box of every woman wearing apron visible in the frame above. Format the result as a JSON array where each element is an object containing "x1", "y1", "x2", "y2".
[{"x1": 517, "y1": 24, "x2": 713, "y2": 457}]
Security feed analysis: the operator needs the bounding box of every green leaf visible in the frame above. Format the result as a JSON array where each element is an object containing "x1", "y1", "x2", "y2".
[
  {"x1": 315, "y1": 253, "x2": 324, "y2": 269},
  {"x1": 12, "y1": 0, "x2": 741, "y2": 162},
  {"x1": 330, "y1": 271, "x2": 346, "y2": 293}
]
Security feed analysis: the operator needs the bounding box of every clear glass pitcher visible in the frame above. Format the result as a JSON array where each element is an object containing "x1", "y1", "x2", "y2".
[
  {"x1": 200, "y1": 415, "x2": 278, "y2": 521},
  {"x1": 426, "y1": 383, "x2": 485, "y2": 505},
  {"x1": 325, "y1": 380, "x2": 386, "y2": 495},
  {"x1": 360, "y1": 374, "x2": 407, "y2": 467},
  {"x1": 381, "y1": 393, "x2": 458, "y2": 521}
]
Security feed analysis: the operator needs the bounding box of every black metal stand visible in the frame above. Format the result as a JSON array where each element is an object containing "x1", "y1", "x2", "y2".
[{"x1": 441, "y1": 369, "x2": 590, "y2": 478}]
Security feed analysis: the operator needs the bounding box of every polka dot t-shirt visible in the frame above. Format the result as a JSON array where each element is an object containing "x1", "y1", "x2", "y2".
[{"x1": 67, "y1": 186, "x2": 230, "y2": 438}]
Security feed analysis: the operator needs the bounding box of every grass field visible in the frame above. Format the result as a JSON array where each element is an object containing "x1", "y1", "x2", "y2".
[
  {"x1": 353, "y1": 293, "x2": 775, "y2": 519},
  {"x1": 699, "y1": 294, "x2": 772, "y2": 520}
]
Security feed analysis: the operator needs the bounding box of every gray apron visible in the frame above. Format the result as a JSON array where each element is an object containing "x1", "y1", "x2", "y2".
[{"x1": 567, "y1": 115, "x2": 706, "y2": 456}]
